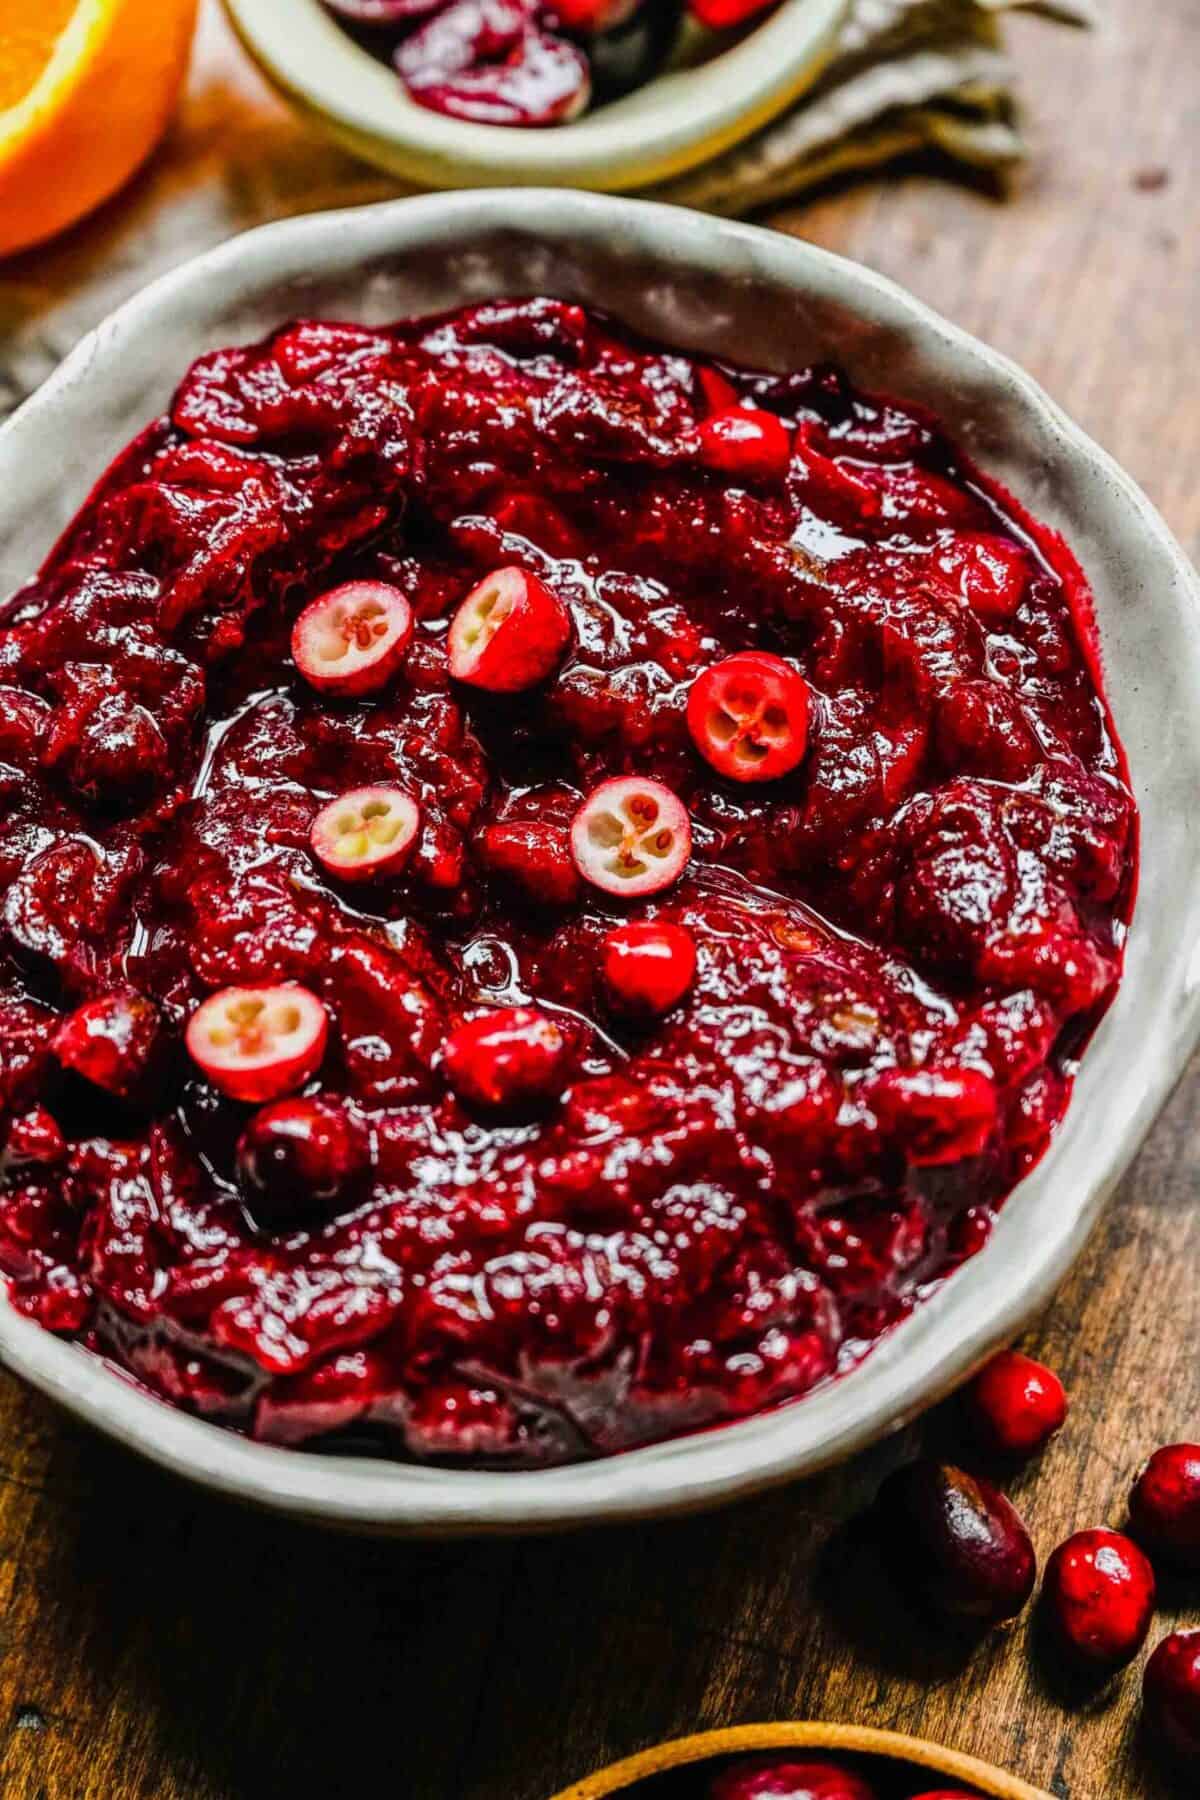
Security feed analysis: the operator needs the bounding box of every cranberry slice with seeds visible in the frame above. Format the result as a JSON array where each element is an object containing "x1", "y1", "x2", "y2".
[
  {"x1": 697, "y1": 406, "x2": 792, "y2": 485},
  {"x1": 447, "y1": 565, "x2": 571, "y2": 692},
  {"x1": 601, "y1": 920, "x2": 696, "y2": 1017},
  {"x1": 570, "y1": 775, "x2": 691, "y2": 898},
  {"x1": 688, "y1": 651, "x2": 810, "y2": 784},
  {"x1": 185, "y1": 984, "x2": 328, "y2": 1103},
  {"x1": 291, "y1": 581, "x2": 413, "y2": 696},
  {"x1": 310, "y1": 786, "x2": 421, "y2": 883}
]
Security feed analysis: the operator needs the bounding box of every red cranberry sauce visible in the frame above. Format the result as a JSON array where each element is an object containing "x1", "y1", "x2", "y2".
[{"x1": 0, "y1": 299, "x2": 1135, "y2": 1464}]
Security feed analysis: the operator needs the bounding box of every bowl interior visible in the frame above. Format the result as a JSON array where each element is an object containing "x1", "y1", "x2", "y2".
[
  {"x1": 222, "y1": 0, "x2": 848, "y2": 189},
  {"x1": 549, "y1": 1723, "x2": 1053, "y2": 1799},
  {"x1": 1, "y1": 191, "x2": 1198, "y2": 1533}
]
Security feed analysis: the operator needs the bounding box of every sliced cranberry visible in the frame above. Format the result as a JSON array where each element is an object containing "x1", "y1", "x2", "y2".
[
  {"x1": 185, "y1": 984, "x2": 328, "y2": 1103},
  {"x1": 291, "y1": 581, "x2": 413, "y2": 696},
  {"x1": 697, "y1": 407, "x2": 791, "y2": 485},
  {"x1": 1042, "y1": 1528, "x2": 1155, "y2": 1669},
  {"x1": 1144, "y1": 1630, "x2": 1200, "y2": 1760},
  {"x1": 709, "y1": 1759, "x2": 877, "y2": 1800},
  {"x1": 570, "y1": 776, "x2": 691, "y2": 898},
  {"x1": 687, "y1": 651, "x2": 810, "y2": 783},
  {"x1": 442, "y1": 1006, "x2": 570, "y2": 1112},
  {"x1": 447, "y1": 565, "x2": 571, "y2": 692},
  {"x1": 310, "y1": 786, "x2": 421, "y2": 883},
  {"x1": 873, "y1": 1460, "x2": 1036, "y2": 1626},
  {"x1": 395, "y1": 0, "x2": 591, "y2": 127},
  {"x1": 236, "y1": 1095, "x2": 370, "y2": 1231},
  {"x1": 601, "y1": 920, "x2": 696, "y2": 1017},
  {"x1": 688, "y1": 0, "x2": 774, "y2": 26},
  {"x1": 52, "y1": 988, "x2": 163, "y2": 1100},
  {"x1": 1131, "y1": 1445, "x2": 1200, "y2": 1569},
  {"x1": 967, "y1": 1349, "x2": 1067, "y2": 1459}
]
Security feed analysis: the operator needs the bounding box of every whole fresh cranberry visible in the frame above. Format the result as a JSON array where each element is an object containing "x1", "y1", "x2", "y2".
[
  {"x1": 1130, "y1": 1445, "x2": 1200, "y2": 1568},
  {"x1": 52, "y1": 988, "x2": 163, "y2": 1100},
  {"x1": 236, "y1": 1095, "x2": 371, "y2": 1231},
  {"x1": 1143, "y1": 1630, "x2": 1200, "y2": 1760},
  {"x1": 708, "y1": 1758, "x2": 877, "y2": 1800},
  {"x1": 1042, "y1": 1528, "x2": 1155, "y2": 1669},
  {"x1": 442, "y1": 1006, "x2": 570, "y2": 1113},
  {"x1": 967, "y1": 1349, "x2": 1068, "y2": 1459},
  {"x1": 600, "y1": 920, "x2": 696, "y2": 1018},
  {"x1": 697, "y1": 406, "x2": 792, "y2": 485},
  {"x1": 872, "y1": 1460, "x2": 1036, "y2": 1626}
]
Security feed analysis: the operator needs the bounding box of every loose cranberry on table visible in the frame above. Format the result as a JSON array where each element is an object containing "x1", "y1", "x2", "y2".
[
  {"x1": 1041, "y1": 1528, "x2": 1156, "y2": 1669},
  {"x1": 442, "y1": 1006, "x2": 570, "y2": 1112},
  {"x1": 570, "y1": 775, "x2": 691, "y2": 896},
  {"x1": 697, "y1": 406, "x2": 792, "y2": 485},
  {"x1": 967, "y1": 1349, "x2": 1068, "y2": 1459},
  {"x1": 291, "y1": 580, "x2": 413, "y2": 695},
  {"x1": 708, "y1": 1759, "x2": 877, "y2": 1800},
  {"x1": 687, "y1": 652, "x2": 810, "y2": 783},
  {"x1": 447, "y1": 564, "x2": 571, "y2": 691},
  {"x1": 237, "y1": 1095, "x2": 371, "y2": 1231},
  {"x1": 1130, "y1": 1444, "x2": 1200, "y2": 1567},
  {"x1": 873, "y1": 1461, "x2": 1037, "y2": 1626},
  {"x1": 1143, "y1": 1629, "x2": 1200, "y2": 1761},
  {"x1": 600, "y1": 919, "x2": 696, "y2": 1017},
  {"x1": 185, "y1": 985, "x2": 329, "y2": 1104}
]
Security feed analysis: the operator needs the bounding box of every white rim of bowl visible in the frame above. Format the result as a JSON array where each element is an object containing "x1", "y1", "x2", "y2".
[
  {"x1": 221, "y1": 0, "x2": 849, "y2": 190},
  {"x1": 1, "y1": 189, "x2": 1198, "y2": 1534}
]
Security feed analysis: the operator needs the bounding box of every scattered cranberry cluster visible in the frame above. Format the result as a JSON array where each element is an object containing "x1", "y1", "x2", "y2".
[
  {"x1": 321, "y1": 0, "x2": 772, "y2": 128},
  {"x1": 705, "y1": 1755, "x2": 980, "y2": 1800},
  {"x1": 872, "y1": 1350, "x2": 1200, "y2": 1765},
  {"x1": 0, "y1": 299, "x2": 1134, "y2": 1460}
]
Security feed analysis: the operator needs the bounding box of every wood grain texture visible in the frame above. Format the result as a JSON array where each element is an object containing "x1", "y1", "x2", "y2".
[{"x1": 0, "y1": 2, "x2": 1197, "y2": 1797}]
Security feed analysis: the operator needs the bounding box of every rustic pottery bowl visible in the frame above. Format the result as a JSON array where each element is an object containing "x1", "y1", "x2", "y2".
[
  {"x1": 549, "y1": 1723, "x2": 1053, "y2": 1799},
  {"x1": 0, "y1": 190, "x2": 1198, "y2": 1534},
  {"x1": 222, "y1": 0, "x2": 847, "y2": 191}
]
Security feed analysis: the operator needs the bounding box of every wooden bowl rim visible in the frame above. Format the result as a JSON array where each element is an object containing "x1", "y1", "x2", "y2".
[{"x1": 548, "y1": 1722, "x2": 1053, "y2": 1800}]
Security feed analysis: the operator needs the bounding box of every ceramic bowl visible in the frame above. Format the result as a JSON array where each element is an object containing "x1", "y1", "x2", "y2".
[
  {"x1": 0, "y1": 190, "x2": 1197, "y2": 1534},
  {"x1": 221, "y1": 0, "x2": 848, "y2": 191},
  {"x1": 549, "y1": 1722, "x2": 1053, "y2": 1799}
]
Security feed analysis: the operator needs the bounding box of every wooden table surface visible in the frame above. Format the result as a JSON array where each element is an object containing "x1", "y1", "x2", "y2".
[{"x1": 0, "y1": 2, "x2": 1197, "y2": 1796}]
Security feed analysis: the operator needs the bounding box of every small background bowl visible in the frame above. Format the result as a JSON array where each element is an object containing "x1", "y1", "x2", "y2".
[
  {"x1": 0, "y1": 190, "x2": 1198, "y2": 1533},
  {"x1": 550, "y1": 1722, "x2": 1052, "y2": 1799},
  {"x1": 222, "y1": 0, "x2": 848, "y2": 190}
]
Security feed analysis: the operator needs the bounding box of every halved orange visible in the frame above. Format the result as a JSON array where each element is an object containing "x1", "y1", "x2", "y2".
[{"x1": 0, "y1": 0, "x2": 198, "y2": 259}]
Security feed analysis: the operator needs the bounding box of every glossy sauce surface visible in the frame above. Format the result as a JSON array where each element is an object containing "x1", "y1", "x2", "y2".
[{"x1": 0, "y1": 300, "x2": 1135, "y2": 1462}]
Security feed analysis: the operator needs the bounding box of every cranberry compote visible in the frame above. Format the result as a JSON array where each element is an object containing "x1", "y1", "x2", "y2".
[{"x1": 0, "y1": 299, "x2": 1135, "y2": 1464}]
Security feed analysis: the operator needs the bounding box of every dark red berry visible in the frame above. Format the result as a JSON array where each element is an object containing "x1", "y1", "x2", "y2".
[
  {"x1": 873, "y1": 1460, "x2": 1036, "y2": 1626},
  {"x1": 1130, "y1": 1445, "x2": 1200, "y2": 1568},
  {"x1": 1144, "y1": 1630, "x2": 1200, "y2": 1760},
  {"x1": 480, "y1": 819, "x2": 582, "y2": 907},
  {"x1": 708, "y1": 1759, "x2": 877, "y2": 1800},
  {"x1": 236, "y1": 1095, "x2": 371, "y2": 1231},
  {"x1": 52, "y1": 988, "x2": 163, "y2": 1099},
  {"x1": 601, "y1": 921, "x2": 696, "y2": 1018},
  {"x1": 865, "y1": 1066, "x2": 997, "y2": 1167},
  {"x1": 442, "y1": 1007, "x2": 570, "y2": 1113},
  {"x1": 968, "y1": 1349, "x2": 1068, "y2": 1459},
  {"x1": 395, "y1": 0, "x2": 591, "y2": 126},
  {"x1": 1042, "y1": 1528, "x2": 1156, "y2": 1669}
]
